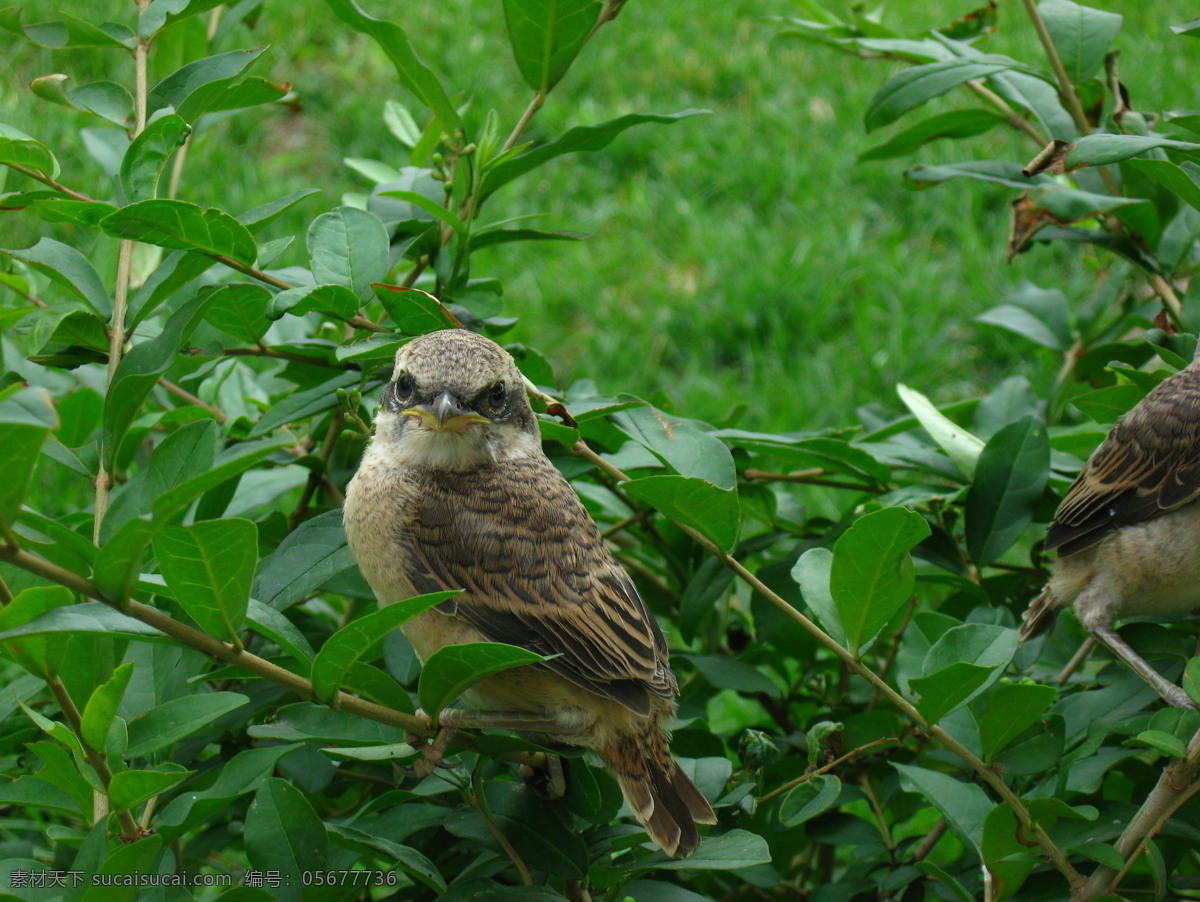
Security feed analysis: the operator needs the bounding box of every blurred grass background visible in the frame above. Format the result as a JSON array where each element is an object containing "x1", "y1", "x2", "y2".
[{"x1": 1, "y1": 1, "x2": 1193, "y2": 431}]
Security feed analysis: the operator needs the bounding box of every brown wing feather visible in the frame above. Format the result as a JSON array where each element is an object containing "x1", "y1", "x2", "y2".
[
  {"x1": 398, "y1": 455, "x2": 676, "y2": 714},
  {"x1": 1047, "y1": 363, "x2": 1200, "y2": 557}
]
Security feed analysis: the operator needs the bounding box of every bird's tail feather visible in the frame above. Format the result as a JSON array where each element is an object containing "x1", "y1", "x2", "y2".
[
  {"x1": 602, "y1": 728, "x2": 717, "y2": 858},
  {"x1": 1019, "y1": 585, "x2": 1059, "y2": 642}
]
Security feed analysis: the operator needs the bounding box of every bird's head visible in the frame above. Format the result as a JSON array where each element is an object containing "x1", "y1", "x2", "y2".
[{"x1": 374, "y1": 330, "x2": 540, "y2": 470}]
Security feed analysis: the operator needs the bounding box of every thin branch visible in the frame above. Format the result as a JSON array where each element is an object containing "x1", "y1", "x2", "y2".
[
  {"x1": 744, "y1": 467, "x2": 884, "y2": 493},
  {"x1": 0, "y1": 542, "x2": 433, "y2": 738},
  {"x1": 470, "y1": 765, "x2": 533, "y2": 885},
  {"x1": 2, "y1": 162, "x2": 94, "y2": 201},
  {"x1": 758, "y1": 737, "x2": 898, "y2": 804},
  {"x1": 0, "y1": 572, "x2": 13, "y2": 605},
  {"x1": 570, "y1": 438, "x2": 1084, "y2": 889},
  {"x1": 158, "y1": 378, "x2": 227, "y2": 422},
  {"x1": 912, "y1": 818, "x2": 948, "y2": 861},
  {"x1": 1020, "y1": 0, "x2": 1088, "y2": 137},
  {"x1": 860, "y1": 773, "x2": 894, "y2": 850},
  {"x1": 965, "y1": 80, "x2": 1046, "y2": 147}
]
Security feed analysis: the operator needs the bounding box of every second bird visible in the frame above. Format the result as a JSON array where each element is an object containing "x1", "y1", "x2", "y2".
[{"x1": 343, "y1": 329, "x2": 716, "y2": 857}]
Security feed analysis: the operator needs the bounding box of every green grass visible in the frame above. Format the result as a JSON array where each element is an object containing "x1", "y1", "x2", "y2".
[{"x1": 2, "y1": 0, "x2": 1195, "y2": 431}]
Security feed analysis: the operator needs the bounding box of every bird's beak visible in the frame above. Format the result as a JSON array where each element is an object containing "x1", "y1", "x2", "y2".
[{"x1": 403, "y1": 391, "x2": 491, "y2": 433}]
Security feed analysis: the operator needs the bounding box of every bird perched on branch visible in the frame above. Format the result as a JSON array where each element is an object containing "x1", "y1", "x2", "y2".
[
  {"x1": 343, "y1": 329, "x2": 716, "y2": 856},
  {"x1": 1021, "y1": 347, "x2": 1200, "y2": 710}
]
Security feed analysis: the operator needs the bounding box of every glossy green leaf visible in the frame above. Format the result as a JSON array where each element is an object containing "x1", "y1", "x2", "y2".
[
  {"x1": 976, "y1": 304, "x2": 1069, "y2": 350},
  {"x1": 307, "y1": 205, "x2": 390, "y2": 301},
  {"x1": 1, "y1": 9, "x2": 133, "y2": 49},
  {"x1": 139, "y1": 0, "x2": 225, "y2": 36},
  {"x1": 323, "y1": 0, "x2": 461, "y2": 131},
  {"x1": 0, "y1": 387, "x2": 57, "y2": 526},
  {"x1": 246, "y1": 600, "x2": 315, "y2": 665},
  {"x1": 266, "y1": 283, "x2": 362, "y2": 321},
  {"x1": 481, "y1": 110, "x2": 709, "y2": 200},
  {"x1": 1184, "y1": 657, "x2": 1200, "y2": 706},
  {"x1": 644, "y1": 829, "x2": 771, "y2": 870},
  {"x1": 246, "y1": 370, "x2": 360, "y2": 438},
  {"x1": 80, "y1": 661, "x2": 134, "y2": 750},
  {"x1": 374, "y1": 283, "x2": 461, "y2": 333},
  {"x1": 311, "y1": 592, "x2": 458, "y2": 702},
  {"x1": 982, "y1": 805, "x2": 1037, "y2": 902},
  {"x1": 102, "y1": 290, "x2": 216, "y2": 467},
  {"x1": 1038, "y1": 0, "x2": 1123, "y2": 85},
  {"x1": 0, "y1": 122, "x2": 60, "y2": 178},
  {"x1": 252, "y1": 509, "x2": 359, "y2": 610},
  {"x1": 614, "y1": 404, "x2": 736, "y2": 489},
  {"x1": 108, "y1": 767, "x2": 191, "y2": 811},
  {"x1": 154, "y1": 518, "x2": 258, "y2": 645},
  {"x1": 328, "y1": 824, "x2": 445, "y2": 891},
  {"x1": 100, "y1": 199, "x2": 258, "y2": 266},
  {"x1": 245, "y1": 778, "x2": 330, "y2": 899},
  {"x1": 1126, "y1": 158, "x2": 1200, "y2": 213},
  {"x1": 0, "y1": 237, "x2": 110, "y2": 319},
  {"x1": 622, "y1": 475, "x2": 741, "y2": 552},
  {"x1": 119, "y1": 113, "x2": 189, "y2": 203},
  {"x1": 905, "y1": 159, "x2": 1052, "y2": 190},
  {"x1": 502, "y1": 0, "x2": 599, "y2": 92},
  {"x1": 125, "y1": 691, "x2": 250, "y2": 757},
  {"x1": 865, "y1": 56, "x2": 1031, "y2": 131},
  {"x1": 80, "y1": 835, "x2": 164, "y2": 902},
  {"x1": 830, "y1": 506, "x2": 930, "y2": 654},
  {"x1": 965, "y1": 415, "x2": 1050, "y2": 566},
  {"x1": 151, "y1": 437, "x2": 290, "y2": 523},
  {"x1": 897, "y1": 383, "x2": 985, "y2": 479},
  {"x1": 0, "y1": 586, "x2": 74, "y2": 677},
  {"x1": 1072, "y1": 840, "x2": 1124, "y2": 870},
  {"x1": 859, "y1": 109, "x2": 1005, "y2": 161},
  {"x1": 893, "y1": 763, "x2": 989, "y2": 856},
  {"x1": 1071, "y1": 383, "x2": 1146, "y2": 425},
  {"x1": 152, "y1": 47, "x2": 269, "y2": 120},
  {"x1": 1067, "y1": 134, "x2": 1200, "y2": 167},
  {"x1": 791, "y1": 547, "x2": 847, "y2": 646},
  {"x1": 127, "y1": 249, "x2": 216, "y2": 328},
  {"x1": 378, "y1": 189, "x2": 466, "y2": 237},
  {"x1": 978, "y1": 681, "x2": 1057, "y2": 762},
  {"x1": 29, "y1": 75, "x2": 132, "y2": 127},
  {"x1": 777, "y1": 774, "x2": 841, "y2": 826},
  {"x1": 912, "y1": 662, "x2": 996, "y2": 725},
  {"x1": 1131, "y1": 729, "x2": 1188, "y2": 758},
  {"x1": 417, "y1": 642, "x2": 546, "y2": 722},
  {"x1": 202, "y1": 282, "x2": 273, "y2": 343}
]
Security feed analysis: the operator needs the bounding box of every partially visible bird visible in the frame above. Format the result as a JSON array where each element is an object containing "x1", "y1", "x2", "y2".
[
  {"x1": 343, "y1": 329, "x2": 716, "y2": 856},
  {"x1": 1021, "y1": 346, "x2": 1200, "y2": 710}
]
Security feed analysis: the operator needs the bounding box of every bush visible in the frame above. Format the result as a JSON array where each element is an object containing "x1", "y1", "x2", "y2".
[{"x1": 1, "y1": 1, "x2": 1199, "y2": 900}]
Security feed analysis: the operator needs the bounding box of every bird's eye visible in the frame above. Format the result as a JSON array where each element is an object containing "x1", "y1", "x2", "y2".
[
  {"x1": 396, "y1": 372, "x2": 414, "y2": 399},
  {"x1": 487, "y1": 381, "x2": 506, "y2": 411}
]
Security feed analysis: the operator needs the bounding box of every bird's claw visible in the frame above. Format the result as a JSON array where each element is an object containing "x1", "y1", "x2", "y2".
[
  {"x1": 519, "y1": 752, "x2": 567, "y2": 800},
  {"x1": 402, "y1": 709, "x2": 457, "y2": 778}
]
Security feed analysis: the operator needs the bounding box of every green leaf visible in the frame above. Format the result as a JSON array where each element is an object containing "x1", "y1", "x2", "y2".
[
  {"x1": 100, "y1": 199, "x2": 258, "y2": 266},
  {"x1": 203, "y1": 282, "x2": 273, "y2": 343},
  {"x1": 119, "y1": 113, "x2": 189, "y2": 203},
  {"x1": 102, "y1": 290, "x2": 216, "y2": 468},
  {"x1": 139, "y1": 0, "x2": 226, "y2": 37},
  {"x1": 125, "y1": 691, "x2": 249, "y2": 757},
  {"x1": 0, "y1": 386, "x2": 57, "y2": 526},
  {"x1": 378, "y1": 189, "x2": 466, "y2": 237},
  {"x1": 905, "y1": 159, "x2": 1053, "y2": 190},
  {"x1": 0, "y1": 237, "x2": 111, "y2": 319},
  {"x1": 1185, "y1": 657, "x2": 1200, "y2": 706},
  {"x1": 0, "y1": 122, "x2": 60, "y2": 178},
  {"x1": 911, "y1": 662, "x2": 996, "y2": 725},
  {"x1": 1072, "y1": 840, "x2": 1125, "y2": 870},
  {"x1": 253, "y1": 509, "x2": 359, "y2": 610},
  {"x1": 791, "y1": 547, "x2": 847, "y2": 646},
  {"x1": 613, "y1": 403, "x2": 736, "y2": 489},
  {"x1": 374, "y1": 284, "x2": 461, "y2": 333},
  {"x1": 897, "y1": 382, "x2": 985, "y2": 479},
  {"x1": 246, "y1": 370, "x2": 361, "y2": 438},
  {"x1": 502, "y1": 0, "x2": 599, "y2": 92},
  {"x1": 1038, "y1": 0, "x2": 1123, "y2": 86},
  {"x1": 322, "y1": 0, "x2": 461, "y2": 131},
  {"x1": 108, "y1": 767, "x2": 190, "y2": 811},
  {"x1": 30, "y1": 75, "x2": 132, "y2": 127},
  {"x1": 859, "y1": 109, "x2": 1005, "y2": 162},
  {"x1": 417, "y1": 642, "x2": 546, "y2": 722},
  {"x1": 156, "y1": 743, "x2": 301, "y2": 842},
  {"x1": 245, "y1": 778, "x2": 330, "y2": 899},
  {"x1": 622, "y1": 475, "x2": 741, "y2": 552},
  {"x1": 893, "y1": 763, "x2": 990, "y2": 856},
  {"x1": 1126, "y1": 159, "x2": 1200, "y2": 213},
  {"x1": 830, "y1": 506, "x2": 931, "y2": 654},
  {"x1": 267, "y1": 283, "x2": 362, "y2": 321},
  {"x1": 1, "y1": 9, "x2": 134, "y2": 49},
  {"x1": 978, "y1": 681, "x2": 1057, "y2": 762},
  {"x1": 310, "y1": 591, "x2": 457, "y2": 702},
  {"x1": 154, "y1": 518, "x2": 258, "y2": 645},
  {"x1": 246, "y1": 600, "x2": 315, "y2": 665},
  {"x1": 964, "y1": 415, "x2": 1050, "y2": 567},
  {"x1": 865, "y1": 57, "x2": 1032, "y2": 131},
  {"x1": 81, "y1": 834, "x2": 164, "y2": 902},
  {"x1": 326, "y1": 824, "x2": 446, "y2": 892},
  {"x1": 151, "y1": 47, "x2": 268, "y2": 120},
  {"x1": 0, "y1": 586, "x2": 74, "y2": 678},
  {"x1": 643, "y1": 829, "x2": 771, "y2": 870},
  {"x1": 777, "y1": 774, "x2": 841, "y2": 826},
  {"x1": 1131, "y1": 729, "x2": 1188, "y2": 758},
  {"x1": 0, "y1": 601, "x2": 165, "y2": 643},
  {"x1": 308, "y1": 206, "x2": 390, "y2": 301},
  {"x1": 1071, "y1": 383, "x2": 1146, "y2": 425},
  {"x1": 1067, "y1": 134, "x2": 1200, "y2": 167},
  {"x1": 80, "y1": 661, "x2": 134, "y2": 750},
  {"x1": 982, "y1": 805, "x2": 1037, "y2": 902},
  {"x1": 976, "y1": 304, "x2": 1069, "y2": 350},
  {"x1": 481, "y1": 110, "x2": 709, "y2": 200},
  {"x1": 151, "y1": 437, "x2": 290, "y2": 524}
]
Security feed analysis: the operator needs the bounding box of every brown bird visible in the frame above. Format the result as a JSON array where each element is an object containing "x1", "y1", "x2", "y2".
[
  {"x1": 343, "y1": 329, "x2": 716, "y2": 856},
  {"x1": 1021, "y1": 348, "x2": 1200, "y2": 710}
]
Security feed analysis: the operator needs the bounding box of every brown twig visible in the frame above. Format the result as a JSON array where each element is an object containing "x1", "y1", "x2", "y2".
[
  {"x1": 157, "y1": 378, "x2": 227, "y2": 422},
  {"x1": 744, "y1": 468, "x2": 884, "y2": 492},
  {"x1": 758, "y1": 737, "x2": 898, "y2": 804},
  {"x1": 912, "y1": 817, "x2": 948, "y2": 861},
  {"x1": 965, "y1": 80, "x2": 1046, "y2": 147}
]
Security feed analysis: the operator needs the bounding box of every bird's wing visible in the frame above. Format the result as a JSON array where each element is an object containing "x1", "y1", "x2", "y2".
[
  {"x1": 399, "y1": 456, "x2": 676, "y2": 714},
  {"x1": 1047, "y1": 365, "x2": 1200, "y2": 556}
]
